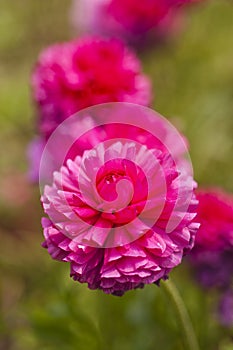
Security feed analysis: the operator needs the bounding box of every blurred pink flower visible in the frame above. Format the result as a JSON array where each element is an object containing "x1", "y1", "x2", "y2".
[
  {"x1": 106, "y1": 0, "x2": 170, "y2": 33},
  {"x1": 190, "y1": 189, "x2": 233, "y2": 289},
  {"x1": 29, "y1": 38, "x2": 152, "y2": 182},
  {"x1": 32, "y1": 37, "x2": 152, "y2": 140},
  {"x1": 193, "y1": 189, "x2": 233, "y2": 252},
  {"x1": 42, "y1": 140, "x2": 198, "y2": 295},
  {"x1": 71, "y1": 0, "x2": 200, "y2": 45}
]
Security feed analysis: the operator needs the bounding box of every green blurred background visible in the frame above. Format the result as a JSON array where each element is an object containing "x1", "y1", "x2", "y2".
[{"x1": 0, "y1": 1, "x2": 233, "y2": 349}]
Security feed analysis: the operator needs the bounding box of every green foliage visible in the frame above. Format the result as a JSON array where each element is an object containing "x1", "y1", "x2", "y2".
[{"x1": 29, "y1": 290, "x2": 101, "y2": 350}]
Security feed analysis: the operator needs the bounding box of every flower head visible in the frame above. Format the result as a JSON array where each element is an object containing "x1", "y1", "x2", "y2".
[
  {"x1": 29, "y1": 38, "x2": 151, "y2": 182},
  {"x1": 106, "y1": 0, "x2": 170, "y2": 33},
  {"x1": 189, "y1": 189, "x2": 233, "y2": 328},
  {"x1": 190, "y1": 189, "x2": 233, "y2": 289},
  {"x1": 41, "y1": 131, "x2": 198, "y2": 295},
  {"x1": 71, "y1": 0, "x2": 200, "y2": 46},
  {"x1": 32, "y1": 37, "x2": 151, "y2": 140}
]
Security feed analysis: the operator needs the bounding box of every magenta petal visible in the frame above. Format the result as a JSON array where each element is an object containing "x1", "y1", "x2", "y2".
[{"x1": 41, "y1": 131, "x2": 198, "y2": 295}]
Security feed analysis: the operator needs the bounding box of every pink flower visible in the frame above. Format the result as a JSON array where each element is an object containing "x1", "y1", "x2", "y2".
[
  {"x1": 29, "y1": 38, "x2": 151, "y2": 182},
  {"x1": 193, "y1": 189, "x2": 233, "y2": 252},
  {"x1": 190, "y1": 189, "x2": 233, "y2": 289},
  {"x1": 106, "y1": 0, "x2": 170, "y2": 33},
  {"x1": 70, "y1": 0, "x2": 198, "y2": 46},
  {"x1": 32, "y1": 37, "x2": 152, "y2": 140},
  {"x1": 42, "y1": 139, "x2": 198, "y2": 296}
]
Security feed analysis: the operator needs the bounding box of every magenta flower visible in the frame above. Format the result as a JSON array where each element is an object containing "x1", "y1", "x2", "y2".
[
  {"x1": 41, "y1": 133, "x2": 198, "y2": 295},
  {"x1": 29, "y1": 37, "x2": 151, "y2": 182},
  {"x1": 71, "y1": 0, "x2": 199, "y2": 46},
  {"x1": 189, "y1": 189, "x2": 233, "y2": 328},
  {"x1": 190, "y1": 189, "x2": 233, "y2": 288},
  {"x1": 106, "y1": 0, "x2": 170, "y2": 33},
  {"x1": 192, "y1": 189, "x2": 233, "y2": 252},
  {"x1": 32, "y1": 37, "x2": 152, "y2": 140}
]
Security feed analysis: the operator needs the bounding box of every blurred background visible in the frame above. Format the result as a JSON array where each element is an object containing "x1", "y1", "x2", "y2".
[{"x1": 0, "y1": 1, "x2": 233, "y2": 349}]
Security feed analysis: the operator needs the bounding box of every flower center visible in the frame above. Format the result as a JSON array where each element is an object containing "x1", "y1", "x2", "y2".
[{"x1": 105, "y1": 172, "x2": 123, "y2": 185}]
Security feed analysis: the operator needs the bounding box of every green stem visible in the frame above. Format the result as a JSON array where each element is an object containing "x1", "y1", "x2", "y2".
[{"x1": 161, "y1": 278, "x2": 200, "y2": 350}]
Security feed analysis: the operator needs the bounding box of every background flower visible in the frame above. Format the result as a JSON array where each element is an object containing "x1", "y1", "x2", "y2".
[
  {"x1": 192, "y1": 190, "x2": 233, "y2": 251},
  {"x1": 190, "y1": 189, "x2": 233, "y2": 326},
  {"x1": 32, "y1": 37, "x2": 152, "y2": 140},
  {"x1": 106, "y1": 0, "x2": 171, "y2": 33},
  {"x1": 29, "y1": 37, "x2": 152, "y2": 181},
  {"x1": 71, "y1": 0, "x2": 202, "y2": 46},
  {"x1": 190, "y1": 189, "x2": 233, "y2": 288}
]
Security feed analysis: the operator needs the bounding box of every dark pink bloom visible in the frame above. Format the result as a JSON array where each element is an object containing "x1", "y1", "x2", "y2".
[
  {"x1": 106, "y1": 0, "x2": 170, "y2": 33},
  {"x1": 71, "y1": 0, "x2": 200, "y2": 46},
  {"x1": 190, "y1": 189, "x2": 233, "y2": 328},
  {"x1": 32, "y1": 37, "x2": 152, "y2": 140},
  {"x1": 190, "y1": 189, "x2": 233, "y2": 289},
  {"x1": 193, "y1": 189, "x2": 233, "y2": 252},
  {"x1": 42, "y1": 139, "x2": 198, "y2": 296},
  {"x1": 29, "y1": 38, "x2": 152, "y2": 182}
]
